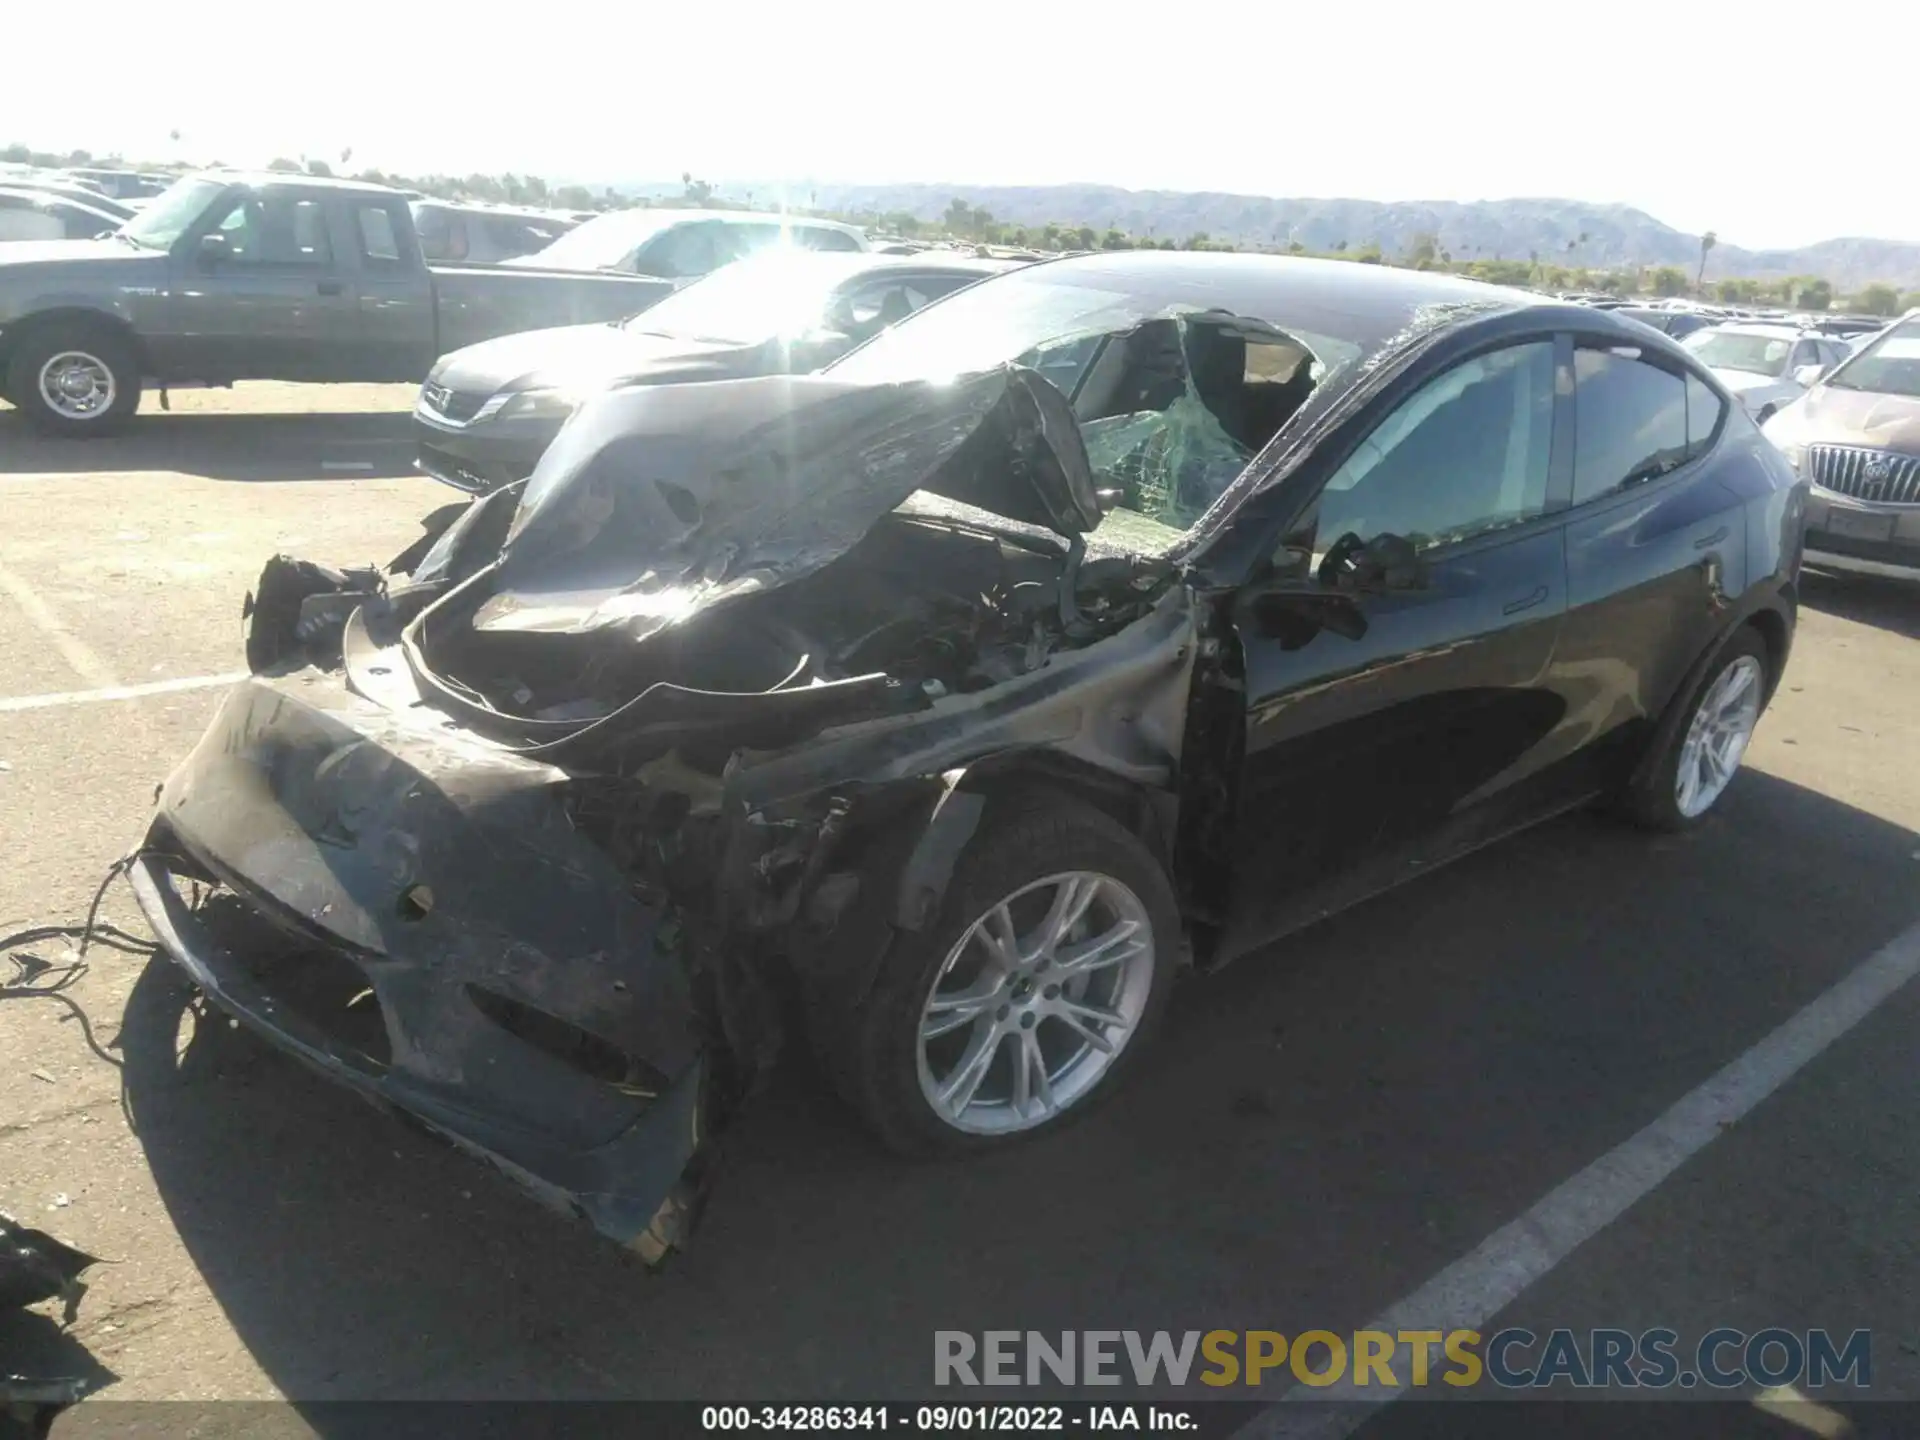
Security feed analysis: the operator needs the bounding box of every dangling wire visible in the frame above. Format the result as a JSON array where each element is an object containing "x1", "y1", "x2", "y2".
[{"x1": 0, "y1": 857, "x2": 156, "y2": 1069}]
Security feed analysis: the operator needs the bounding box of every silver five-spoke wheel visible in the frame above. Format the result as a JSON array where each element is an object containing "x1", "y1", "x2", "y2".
[
  {"x1": 37, "y1": 351, "x2": 117, "y2": 421},
  {"x1": 1675, "y1": 653, "x2": 1763, "y2": 818},
  {"x1": 916, "y1": 870, "x2": 1155, "y2": 1135}
]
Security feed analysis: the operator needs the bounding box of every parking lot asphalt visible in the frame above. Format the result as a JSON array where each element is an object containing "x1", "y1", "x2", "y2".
[{"x1": 3, "y1": 388, "x2": 1919, "y2": 1427}]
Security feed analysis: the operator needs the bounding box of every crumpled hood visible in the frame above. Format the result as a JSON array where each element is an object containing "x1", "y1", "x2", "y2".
[
  {"x1": 472, "y1": 366, "x2": 1102, "y2": 638},
  {"x1": 1783, "y1": 383, "x2": 1920, "y2": 454},
  {"x1": 431, "y1": 322, "x2": 751, "y2": 400}
]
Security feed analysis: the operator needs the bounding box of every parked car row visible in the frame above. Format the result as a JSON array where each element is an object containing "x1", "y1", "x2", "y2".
[
  {"x1": 128, "y1": 249, "x2": 1808, "y2": 1257},
  {"x1": 0, "y1": 172, "x2": 682, "y2": 433},
  {"x1": 414, "y1": 249, "x2": 1014, "y2": 491},
  {"x1": 1681, "y1": 322, "x2": 1856, "y2": 423},
  {"x1": 0, "y1": 186, "x2": 131, "y2": 243}
]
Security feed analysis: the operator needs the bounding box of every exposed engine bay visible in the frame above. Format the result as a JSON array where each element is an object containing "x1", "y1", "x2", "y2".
[{"x1": 420, "y1": 511, "x2": 1105, "y2": 729}]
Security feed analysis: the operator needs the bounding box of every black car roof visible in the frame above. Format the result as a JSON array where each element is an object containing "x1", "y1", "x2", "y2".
[{"x1": 1023, "y1": 251, "x2": 1538, "y2": 352}]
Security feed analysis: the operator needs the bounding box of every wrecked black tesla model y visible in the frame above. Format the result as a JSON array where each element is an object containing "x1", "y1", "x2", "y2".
[{"x1": 130, "y1": 253, "x2": 1804, "y2": 1257}]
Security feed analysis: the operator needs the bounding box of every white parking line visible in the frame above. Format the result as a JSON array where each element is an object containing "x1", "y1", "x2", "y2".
[
  {"x1": 1246, "y1": 913, "x2": 1920, "y2": 1439},
  {"x1": 0, "y1": 671, "x2": 247, "y2": 714},
  {"x1": 321, "y1": 461, "x2": 377, "y2": 472},
  {"x1": 0, "y1": 560, "x2": 118, "y2": 689}
]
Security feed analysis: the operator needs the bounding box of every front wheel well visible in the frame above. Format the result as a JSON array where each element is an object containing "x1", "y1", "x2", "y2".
[
  {"x1": 0, "y1": 308, "x2": 151, "y2": 379},
  {"x1": 1743, "y1": 605, "x2": 1791, "y2": 700},
  {"x1": 953, "y1": 752, "x2": 1177, "y2": 877}
]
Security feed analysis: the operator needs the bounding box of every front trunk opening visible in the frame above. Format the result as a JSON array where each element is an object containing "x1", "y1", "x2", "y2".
[{"x1": 411, "y1": 512, "x2": 1079, "y2": 737}]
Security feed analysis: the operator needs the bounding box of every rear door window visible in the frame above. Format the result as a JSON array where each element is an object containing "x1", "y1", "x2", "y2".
[
  {"x1": 209, "y1": 193, "x2": 334, "y2": 266},
  {"x1": 356, "y1": 206, "x2": 403, "y2": 268},
  {"x1": 636, "y1": 221, "x2": 724, "y2": 277},
  {"x1": 1571, "y1": 346, "x2": 1689, "y2": 505}
]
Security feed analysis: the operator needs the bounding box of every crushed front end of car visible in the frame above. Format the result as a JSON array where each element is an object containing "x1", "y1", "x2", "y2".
[{"x1": 131, "y1": 368, "x2": 1201, "y2": 1257}]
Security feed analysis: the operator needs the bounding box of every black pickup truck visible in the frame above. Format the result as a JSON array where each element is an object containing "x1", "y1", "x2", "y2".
[{"x1": 0, "y1": 172, "x2": 675, "y2": 435}]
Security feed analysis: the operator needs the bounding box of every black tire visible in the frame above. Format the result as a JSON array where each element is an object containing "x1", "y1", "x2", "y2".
[
  {"x1": 1622, "y1": 627, "x2": 1771, "y2": 833},
  {"x1": 6, "y1": 324, "x2": 142, "y2": 437},
  {"x1": 840, "y1": 793, "x2": 1180, "y2": 1157}
]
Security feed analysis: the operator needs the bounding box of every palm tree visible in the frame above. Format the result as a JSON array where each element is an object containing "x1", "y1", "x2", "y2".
[{"x1": 1697, "y1": 231, "x2": 1718, "y2": 289}]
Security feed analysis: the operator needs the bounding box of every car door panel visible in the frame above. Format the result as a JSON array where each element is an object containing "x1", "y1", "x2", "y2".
[
  {"x1": 1525, "y1": 344, "x2": 1748, "y2": 795},
  {"x1": 169, "y1": 191, "x2": 359, "y2": 381},
  {"x1": 340, "y1": 198, "x2": 435, "y2": 381},
  {"x1": 1215, "y1": 336, "x2": 1573, "y2": 959},
  {"x1": 1221, "y1": 525, "x2": 1568, "y2": 956}
]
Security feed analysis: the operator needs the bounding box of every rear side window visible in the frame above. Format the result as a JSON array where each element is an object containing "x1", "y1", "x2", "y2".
[
  {"x1": 638, "y1": 221, "x2": 723, "y2": 277},
  {"x1": 356, "y1": 206, "x2": 403, "y2": 268},
  {"x1": 795, "y1": 225, "x2": 863, "y2": 252},
  {"x1": 1571, "y1": 347, "x2": 1688, "y2": 505},
  {"x1": 414, "y1": 206, "x2": 469, "y2": 262},
  {"x1": 483, "y1": 216, "x2": 560, "y2": 258}
]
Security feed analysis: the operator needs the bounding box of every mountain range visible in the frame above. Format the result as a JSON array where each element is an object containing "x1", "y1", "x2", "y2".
[{"x1": 758, "y1": 183, "x2": 1920, "y2": 292}]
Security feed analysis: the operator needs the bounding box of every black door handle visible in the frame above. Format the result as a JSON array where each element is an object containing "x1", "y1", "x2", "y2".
[
  {"x1": 317, "y1": 279, "x2": 344, "y2": 296},
  {"x1": 1502, "y1": 585, "x2": 1549, "y2": 616},
  {"x1": 1693, "y1": 526, "x2": 1730, "y2": 550}
]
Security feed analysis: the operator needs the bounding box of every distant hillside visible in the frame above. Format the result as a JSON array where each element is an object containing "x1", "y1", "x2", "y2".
[{"x1": 781, "y1": 182, "x2": 1920, "y2": 291}]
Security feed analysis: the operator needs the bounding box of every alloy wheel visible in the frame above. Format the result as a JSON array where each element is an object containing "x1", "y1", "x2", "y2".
[
  {"x1": 1675, "y1": 654, "x2": 1763, "y2": 818},
  {"x1": 37, "y1": 351, "x2": 117, "y2": 420},
  {"x1": 915, "y1": 870, "x2": 1155, "y2": 1135}
]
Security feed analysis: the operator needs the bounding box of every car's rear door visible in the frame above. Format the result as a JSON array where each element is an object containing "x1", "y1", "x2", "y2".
[
  {"x1": 1527, "y1": 336, "x2": 1745, "y2": 796},
  {"x1": 1219, "y1": 336, "x2": 1574, "y2": 956},
  {"x1": 337, "y1": 195, "x2": 436, "y2": 382}
]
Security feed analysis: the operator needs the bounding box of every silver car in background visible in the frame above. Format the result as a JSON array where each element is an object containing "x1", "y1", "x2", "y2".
[
  {"x1": 1683, "y1": 322, "x2": 1854, "y2": 425},
  {"x1": 1764, "y1": 312, "x2": 1920, "y2": 581}
]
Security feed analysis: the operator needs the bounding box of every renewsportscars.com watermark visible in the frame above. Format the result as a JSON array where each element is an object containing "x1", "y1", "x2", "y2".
[{"x1": 934, "y1": 1329, "x2": 1872, "y2": 1391}]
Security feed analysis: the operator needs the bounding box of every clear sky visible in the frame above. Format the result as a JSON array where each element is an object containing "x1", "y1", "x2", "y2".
[{"x1": 5, "y1": 0, "x2": 1914, "y2": 249}]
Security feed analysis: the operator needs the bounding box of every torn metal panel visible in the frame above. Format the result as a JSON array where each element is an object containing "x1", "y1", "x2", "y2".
[{"x1": 726, "y1": 586, "x2": 1200, "y2": 810}]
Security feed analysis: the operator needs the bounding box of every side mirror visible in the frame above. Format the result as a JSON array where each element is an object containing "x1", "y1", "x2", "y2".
[
  {"x1": 1324, "y1": 530, "x2": 1429, "y2": 593},
  {"x1": 1249, "y1": 588, "x2": 1370, "y2": 648},
  {"x1": 197, "y1": 232, "x2": 229, "y2": 266},
  {"x1": 1792, "y1": 363, "x2": 1825, "y2": 387}
]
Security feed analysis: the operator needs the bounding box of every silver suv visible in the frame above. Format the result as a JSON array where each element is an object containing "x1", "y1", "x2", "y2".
[{"x1": 1763, "y1": 311, "x2": 1920, "y2": 580}]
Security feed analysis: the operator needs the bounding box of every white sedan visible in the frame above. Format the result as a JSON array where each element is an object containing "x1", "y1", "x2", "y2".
[{"x1": 1681, "y1": 323, "x2": 1853, "y2": 423}]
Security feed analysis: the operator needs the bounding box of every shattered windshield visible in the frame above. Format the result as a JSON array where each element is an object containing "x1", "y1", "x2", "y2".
[{"x1": 829, "y1": 266, "x2": 1362, "y2": 536}]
